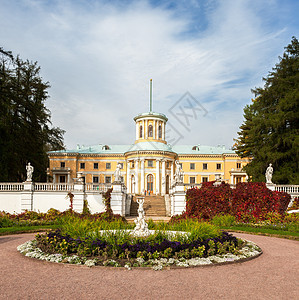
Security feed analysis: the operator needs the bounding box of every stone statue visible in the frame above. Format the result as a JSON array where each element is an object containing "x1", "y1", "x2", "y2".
[
  {"x1": 26, "y1": 162, "x2": 34, "y2": 182},
  {"x1": 114, "y1": 163, "x2": 122, "y2": 182},
  {"x1": 265, "y1": 163, "x2": 273, "y2": 184},
  {"x1": 133, "y1": 198, "x2": 150, "y2": 237},
  {"x1": 174, "y1": 160, "x2": 183, "y2": 184}
]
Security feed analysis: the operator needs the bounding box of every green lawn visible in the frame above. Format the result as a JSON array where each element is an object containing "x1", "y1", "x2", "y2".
[
  {"x1": 0, "y1": 224, "x2": 60, "y2": 236},
  {"x1": 221, "y1": 225, "x2": 299, "y2": 240}
]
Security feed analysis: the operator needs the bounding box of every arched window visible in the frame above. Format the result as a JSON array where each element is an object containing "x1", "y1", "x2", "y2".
[
  {"x1": 139, "y1": 125, "x2": 143, "y2": 138},
  {"x1": 147, "y1": 174, "x2": 154, "y2": 192},
  {"x1": 158, "y1": 125, "x2": 162, "y2": 138},
  {"x1": 148, "y1": 125, "x2": 153, "y2": 137}
]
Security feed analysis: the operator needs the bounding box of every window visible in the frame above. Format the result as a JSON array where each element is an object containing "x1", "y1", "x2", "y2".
[
  {"x1": 189, "y1": 177, "x2": 195, "y2": 184},
  {"x1": 139, "y1": 125, "x2": 143, "y2": 138},
  {"x1": 148, "y1": 125, "x2": 153, "y2": 137},
  {"x1": 119, "y1": 163, "x2": 123, "y2": 169},
  {"x1": 105, "y1": 176, "x2": 111, "y2": 184},
  {"x1": 120, "y1": 176, "x2": 124, "y2": 183},
  {"x1": 93, "y1": 176, "x2": 99, "y2": 183},
  {"x1": 148, "y1": 160, "x2": 153, "y2": 167},
  {"x1": 59, "y1": 175, "x2": 66, "y2": 183},
  {"x1": 203, "y1": 163, "x2": 208, "y2": 170},
  {"x1": 106, "y1": 163, "x2": 111, "y2": 169},
  {"x1": 190, "y1": 163, "x2": 195, "y2": 170},
  {"x1": 132, "y1": 161, "x2": 135, "y2": 168},
  {"x1": 94, "y1": 163, "x2": 98, "y2": 169},
  {"x1": 60, "y1": 162, "x2": 65, "y2": 168},
  {"x1": 202, "y1": 177, "x2": 208, "y2": 182},
  {"x1": 216, "y1": 163, "x2": 221, "y2": 170},
  {"x1": 237, "y1": 163, "x2": 241, "y2": 169},
  {"x1": 166, "y1": 161, "x2": 169, "y2": 168},
  {"x1": 158, "y1": 125, "x2": 162, "y2": 138},
  {"x1": 80, "y1": 163, "x2": 85, "y2": 169}
]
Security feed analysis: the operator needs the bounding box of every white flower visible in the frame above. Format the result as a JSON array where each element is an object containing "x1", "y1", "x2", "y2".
[
  {"x1": 85, "y1": 259, "x2": 96, "y2": 267},
  {"x1": 152, "y1": 264, "x2": 163, "y2": 271},
  {"x1": 136, "y1": 257, "x2": 145, "y2": 264}
]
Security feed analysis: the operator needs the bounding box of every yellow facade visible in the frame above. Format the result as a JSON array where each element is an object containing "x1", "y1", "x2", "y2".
[{"x1": 48, "y1": 110, "x2": 248, "y2": 194}]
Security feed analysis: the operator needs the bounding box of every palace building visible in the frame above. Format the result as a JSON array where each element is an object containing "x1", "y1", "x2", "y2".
[{"x1": 48, "y1": 81, "x2": 248, "y2": 195}]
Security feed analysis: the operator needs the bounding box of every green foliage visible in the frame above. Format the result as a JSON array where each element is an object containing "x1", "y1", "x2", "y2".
[
  {"x1": 234, "y1": 37, "x2": 299, "y2": 184},
  {"x1": 0, "y1": 48, "x2": 65, "y2": 182},
  {"x1": 0, "y1": 214, "x2": 14, "y2": 228},
  {"x1": 103, "y1": 188, "x2": 113, "y2": 213},
  {"x1": 211, "y1": 214, "x2": 236, "y2": 227}
]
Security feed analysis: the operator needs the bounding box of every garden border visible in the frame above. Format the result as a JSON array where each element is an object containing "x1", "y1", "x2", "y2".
[{"x1": 17, "y1": 238, "x2": 263, "y2": 270}]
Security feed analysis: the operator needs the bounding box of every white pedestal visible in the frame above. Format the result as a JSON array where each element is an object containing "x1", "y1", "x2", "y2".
[
  {"x1": 111, "y1": 183, "x2": 125, "y2": 216},
  {"x1": 21, "y1": 182, "x2": 34, "y2": 212},
  {"x1": 171, "y1": 183, "x2": 186, "y2": 216}
]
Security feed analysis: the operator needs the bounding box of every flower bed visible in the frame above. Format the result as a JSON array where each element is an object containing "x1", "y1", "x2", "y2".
[
  {"x1": 17, "y1": 235, "x2": 261, "y2": 270},
  {"x1": 17, "y1": 228, "x2": 262, "y2": 270}
]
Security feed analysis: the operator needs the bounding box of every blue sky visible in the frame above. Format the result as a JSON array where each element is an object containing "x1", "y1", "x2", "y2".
[{"x1": 1, "y1": 0, "x2": 298, "y2": 149}]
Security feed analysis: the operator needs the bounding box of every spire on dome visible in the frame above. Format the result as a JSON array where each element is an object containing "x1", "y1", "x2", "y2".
[{"x1": 149, "y1": 79, "x2": 153, "y2": 113}]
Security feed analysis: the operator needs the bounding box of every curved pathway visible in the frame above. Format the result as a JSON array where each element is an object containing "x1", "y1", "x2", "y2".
[{"x1": 0, "y1": 232, "x2": 298, "y2": 299}]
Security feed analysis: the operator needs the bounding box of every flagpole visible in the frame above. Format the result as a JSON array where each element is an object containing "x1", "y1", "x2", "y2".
[{"x1": 150, "y1": 79, "x2": 152, "y2": 113}]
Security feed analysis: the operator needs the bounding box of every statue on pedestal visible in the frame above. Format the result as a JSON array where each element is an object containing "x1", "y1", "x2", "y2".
[
  {"x1": 265, "y1": 163, "x2": 273, "y2": 184},
  {"x1": 174, "y1": 160, "x2": 183, "y2": 184},
  {"x1": 133, "y1": 198, "x2": 150, "y2": 237},
  {"x1": 26, "y1": 162, "x2": 34, "y2": 182},
  {"x1": 114, "y1": 163, "x2": 122, "y2": 182}
]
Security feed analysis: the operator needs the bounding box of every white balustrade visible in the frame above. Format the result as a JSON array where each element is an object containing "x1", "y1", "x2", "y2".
[
  {"x1": 275, "y1": 185, "x2": 299, "y2": 195},
  {"x1": 0, "y1": 183, "x2": 24, "y2": 191},
  {"x1": 34, "y1": 183, "x2": 74, "y2": 191},
  {"x1": 85, "y1": 183, "x2": 111, "y2": 192}
]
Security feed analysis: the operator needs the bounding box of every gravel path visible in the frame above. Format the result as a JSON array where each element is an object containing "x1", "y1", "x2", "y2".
[{"x1": 0, "y1": 232, "x2": 298, "y2": 300}]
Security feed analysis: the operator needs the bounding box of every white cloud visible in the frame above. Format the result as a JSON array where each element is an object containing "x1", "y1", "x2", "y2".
[{"x1": 0, "y1": 0, "x2": 296, "y2": 149}]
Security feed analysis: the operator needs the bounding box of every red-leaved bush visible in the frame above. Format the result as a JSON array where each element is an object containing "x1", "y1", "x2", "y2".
[
  {"x1": 186, "y1": 182, "x2": 231, "y2": 220},
  {"x1": 185, "y1": 182, "x2": 291, "y2": 222}
]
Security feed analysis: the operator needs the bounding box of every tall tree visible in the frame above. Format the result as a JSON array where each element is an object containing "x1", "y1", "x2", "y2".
[
  {"x1": 234, "y1": 37, "x2": 299, "y2": 184},
  {"x1": 0, "y1": 48, "x2": 65, "y2": 182}
]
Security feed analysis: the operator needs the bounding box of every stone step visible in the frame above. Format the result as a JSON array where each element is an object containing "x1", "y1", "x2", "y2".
[{"x1": 130, "y1": 194, "x2": 167, "y2": 217}]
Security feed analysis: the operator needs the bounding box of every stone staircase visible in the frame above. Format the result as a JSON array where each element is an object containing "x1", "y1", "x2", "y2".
[{"x1": 130, "y1": 195, "x2": 166, "y2": 217}]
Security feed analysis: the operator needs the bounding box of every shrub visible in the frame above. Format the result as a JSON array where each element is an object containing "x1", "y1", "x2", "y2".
[
  {"x1": 183, "y1": 182, "x2": 291, "y2": 222},
  {"x1": 288, "y1": 197, "x2": 299, "y2": 211},
  {"x1": 103, "y1": 188, "x2": 113, "y2": 214},
  {"x1": 231, "y1": 182, "x2": 291, "y2": 221},
  {"x1": 185, "y1": 182, "x2": 232, "y2": 220}
]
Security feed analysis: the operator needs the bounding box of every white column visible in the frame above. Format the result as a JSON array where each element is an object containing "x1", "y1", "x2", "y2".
[
  {"x1": 153, "y1": 120, "x2": 156, "y2": 140},
  {"x1": 127, "y1": 161, "x2": 130, "y2": 193},
  {"x1": 145, "y1": 120, "x2": 148, "y2": 139},
  {"x1": 135, "y1": 159, "x2": 139, "y2": 194},
  {"x1": 230, "y1": 174, "x2": 234, "y2": 184},
  {"x1": 143, "y1": 120, "x2": 145, "y2": 138},
  {"x1": 171, "y1": 161, "x2": 174, "y2": 187},
  {"x1": 156, "y1": 159, "x2": 160, "y2": 195},
  {"x1": 162, "y1": 122, "x2": 165, "y2": 141},
  {"x1": 136, "y1": 122, "x2": 139, "y2": 140},
  {"x1": 141, "y1": 159, "x2": 145, "y2": 194},
  {"x1": 162, "y1": 159, "x2": 166, "y2": 195}
]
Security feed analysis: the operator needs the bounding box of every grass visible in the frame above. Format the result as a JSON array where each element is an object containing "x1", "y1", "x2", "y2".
[
  {"x1": 0, "y1": 224, "x2": 60, "y2": 236},
  {"x1": 221, "y1": 225, "x2": 299, "y2": 240}
]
